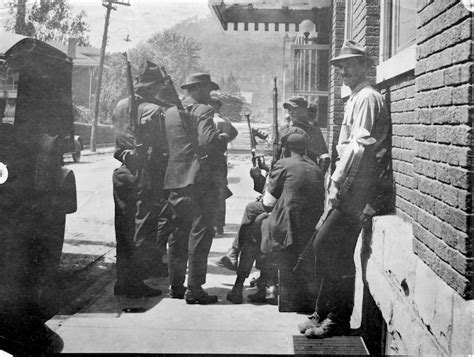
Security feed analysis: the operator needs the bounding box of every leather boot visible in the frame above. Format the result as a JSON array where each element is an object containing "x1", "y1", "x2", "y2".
[
  {"x1": 304, "y1": 318, "x2": 350, "y2": 338},
  {"x1": 297, "y1": 312, "x2": 323, "y2": 333},
  {"x1": 185, "y1": 286, "x2": 218, "y2": 305},
  {"x1": 217, "y1": 247, "x2": 239, "y2": 271},
  {"x1": 226, "y1": 285, "x2": 243, "y2": 304},
  {"x1": 247, "y1": 285, "x2": 266, "y2": 303}
]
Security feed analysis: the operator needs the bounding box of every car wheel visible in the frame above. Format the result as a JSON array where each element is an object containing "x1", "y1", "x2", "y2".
[{"x1": 72, "y1": 151, "x2": 81, "y2": 162}]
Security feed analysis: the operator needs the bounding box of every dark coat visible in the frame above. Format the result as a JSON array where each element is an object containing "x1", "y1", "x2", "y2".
[
  {"x1": 260, "y1": 155, "x2": 325, "y2": 253},
  {"x1": 112, "y1": 96, "x2": 169, "y2": 202},
  {"x1": 280, "y1": 122, "x2": 328, "y2": 164},
  {"x1": 163, "y1": 97, "x2": 220, "y2": 190}
]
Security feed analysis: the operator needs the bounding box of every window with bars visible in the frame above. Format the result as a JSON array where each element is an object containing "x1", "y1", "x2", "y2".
[
  {"x1": 292, "y1": 44, "x2": 329, "y2": 95},
  {"x1": 292, "y1": 44, "x2": 329, "y2": 127}
]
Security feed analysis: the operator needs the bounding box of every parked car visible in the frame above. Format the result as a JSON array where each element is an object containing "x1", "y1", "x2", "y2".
[{"x1": 0, "y1": 33, "x2": 77, "y2": 353}]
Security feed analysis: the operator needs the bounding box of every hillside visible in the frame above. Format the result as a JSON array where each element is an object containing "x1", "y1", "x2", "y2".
[{"x1": 169, "y1": 16, "x2": 286, "y2": 120}]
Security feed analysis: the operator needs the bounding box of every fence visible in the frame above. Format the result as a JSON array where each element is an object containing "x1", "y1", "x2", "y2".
[{"x1": 74, "y1": 122, "x2": 115, "y2": 148}]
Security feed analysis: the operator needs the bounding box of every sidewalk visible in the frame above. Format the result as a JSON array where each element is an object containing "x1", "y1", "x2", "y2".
[{"x1": 50, "y1": 150, "x2": 368, "y2": 354}]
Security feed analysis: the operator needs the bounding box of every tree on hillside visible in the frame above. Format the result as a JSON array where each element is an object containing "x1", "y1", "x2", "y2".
[
  {"x1": 220, "y1": 73, "x2": 241, "y2": 96},
  {"x1": 5, "y1": 0, "x2": 90, "y2": 45},
  {"x1": 96, "y1": 29, "x2": 205, "y2": 124},
  {"x1": 145, "y1": 29, "x2": 204, "y2": 86},
  {"x1": 99, "y1": 52, "x2": 128, "y2": 124}
]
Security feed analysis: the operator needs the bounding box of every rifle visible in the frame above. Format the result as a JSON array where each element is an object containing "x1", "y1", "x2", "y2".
[
  {"x1": 245, "y1": 114, "x2": 269, "y2": 168},
  {"x1": 292, "y1": 206, "x2": 333, "y2": 274},
  {"x1": 272, "y1": 77, "x2": 279, "y2": 166},
  {"x1": 160, "y1": 66, "x2": 183, "y2": 110},
  {"x1": 123, "y1": 52, "x2": 138, "y2": 134},
  {"x1": 246, "y1": 114, "x2": 257, "y2": 167}
]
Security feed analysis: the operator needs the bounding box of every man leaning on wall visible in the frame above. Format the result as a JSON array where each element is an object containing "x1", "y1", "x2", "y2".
[{"x1": 298, "y1": 40, "x2": 392, "y2": 338}]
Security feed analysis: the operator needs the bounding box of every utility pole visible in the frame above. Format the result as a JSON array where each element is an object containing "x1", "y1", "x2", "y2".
[
  {"x1": 90, "y1": 0, "x2": 130, "y2": 152},
  {"x1": 15, "y1": 0, "x2": 27, "y2": 35}
]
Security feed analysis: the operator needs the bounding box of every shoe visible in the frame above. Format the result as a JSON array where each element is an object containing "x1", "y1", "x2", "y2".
[
  {"x1": 185, "y1": 287, "x2": 218, "y2": 305},
  {"x1": 247, "y1": 287, "x2": 267, "y2": 303},
  {"x1": 217, "y1": 247, "x2": 239, "y2": 271},
  {"x1": 169, "y1": 285, "x2": 186, "y2": 299},
  {"x1": 114, "y1": 283, "x2": 162, "y2": 298},
  {"x1": 297, "y1": 313, "x2": 323, "y2": 333},
  {"x1": 304, "y1": 318, "x2": 350, "y2": 338},
  {"x1": 226, "y1": 286, "x2": 243, "y2": 304},
  {"x1": 265, "y1": 284, "x2": 278, "y2": 305}
]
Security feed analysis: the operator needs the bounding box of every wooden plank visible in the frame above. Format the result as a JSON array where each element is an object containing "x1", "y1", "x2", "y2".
[{"x1": 293, "y1": 335, "x2": 369, "y2": 355}]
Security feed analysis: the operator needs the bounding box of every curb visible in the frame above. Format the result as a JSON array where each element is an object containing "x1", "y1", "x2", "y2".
[{"x1": 80, "y1": 147, "x2": 115, "y2": 157}]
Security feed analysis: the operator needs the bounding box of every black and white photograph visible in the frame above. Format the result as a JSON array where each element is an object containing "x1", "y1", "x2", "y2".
[{"x1": 0, "y1": 0, "x2": 472, "y2": 354}]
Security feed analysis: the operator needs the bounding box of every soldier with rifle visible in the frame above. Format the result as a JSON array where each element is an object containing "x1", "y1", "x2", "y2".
[
  {"x1": 112, "y1": 59, "x2": 176, "y2": 298},
  {"x1": 163, "y1": 73, "x2": 227, "y2": 304},
  {"x1": 225, "y1": 131, "x2": 325, "y2": 305},
  {"x1": 297, "y1": 40, "x2": 392, "y2": 338},
  {"x1": 217, "y1": 79, "x2": 280, "y2": 271}
]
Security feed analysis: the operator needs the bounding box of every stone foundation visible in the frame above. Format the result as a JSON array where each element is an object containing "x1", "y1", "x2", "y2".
[{"x1": 353, "y1": 215, "x2": 473, "y2": 355}]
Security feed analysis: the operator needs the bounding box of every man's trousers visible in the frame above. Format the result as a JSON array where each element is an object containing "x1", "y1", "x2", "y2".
[
  {"x1": 113, "y1": 165, "x2": 167, "y2": 288},
  {"x1": 167, "y1": 184, "x2": 215, "y2": 287},
  {"x1": 312, "y1": 208, "x2": 362, "y2": 323}
]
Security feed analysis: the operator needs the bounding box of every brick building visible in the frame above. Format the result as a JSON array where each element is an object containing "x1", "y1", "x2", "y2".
[{"x1": 210, "y1": 0, "x2": 472, "y2": 354}]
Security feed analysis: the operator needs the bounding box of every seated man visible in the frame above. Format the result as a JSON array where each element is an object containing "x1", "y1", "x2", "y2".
[
  {"x1": 218, "y1": 97, "x2": 329, "y2": 270},
  {"x1": 225, "y1": 133, "x2": 325, "y2": 304}
]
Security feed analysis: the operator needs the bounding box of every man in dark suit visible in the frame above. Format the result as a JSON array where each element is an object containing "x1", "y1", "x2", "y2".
[
  {"x1": 226, "y1": 132, "x2": 325, "y2": 304},
  {"x1": 112, "y1": 60, "x2": 173, "y2": 298},
  {"x1": 164, "y1": 73, "x2": 227, "y2": 304}
]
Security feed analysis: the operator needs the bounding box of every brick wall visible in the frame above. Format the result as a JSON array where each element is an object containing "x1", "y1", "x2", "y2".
[
  {"x1": 337, "y1": 0, "x2": 472, "y2": 298},
  {"x1": 412, "y1": 0, "x2": 472, "y2": 298},
  {"x1": 350, "y1": 0, "x2": 379, "y2": 81},
  {"x1": 327, "y1": 0, "x2": 345, "y2": 165},
  {"x1": 328, "y1": 0, "x2": 380, "y2": 166},
  {"x1": 387, "y1": 75, "x2": 417, "y2": 222}
]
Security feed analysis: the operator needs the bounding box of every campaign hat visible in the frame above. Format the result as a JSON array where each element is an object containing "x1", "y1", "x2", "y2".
[
  {"x1": 135, "y1": 60, "x2": 165, "y2": 88},
  {"x1": 181, "y1": 73, "x2": 219, "y2": 90},
  {"x1": 283, "y1": 96, "x2": 308, "y2": 109},
  {"x1": 330, "y1": 40, "x2": 374, "y2": 65}
]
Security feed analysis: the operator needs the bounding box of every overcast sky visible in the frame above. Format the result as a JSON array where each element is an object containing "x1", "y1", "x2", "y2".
[{"x1": 69, "y1": 0, "x2": 212, "y2": 52}]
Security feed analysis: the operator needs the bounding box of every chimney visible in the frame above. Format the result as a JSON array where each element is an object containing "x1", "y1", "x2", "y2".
[{"x1": 67, "y1": 37, "x2": 77, "y2": 59}]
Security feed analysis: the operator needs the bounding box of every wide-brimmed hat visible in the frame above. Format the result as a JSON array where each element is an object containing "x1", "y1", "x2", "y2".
[
  {"x1": 330, "y1": 40, "x2": 373, "y2": 65},
  {"x1": 135, "y1": 60, "x2": 165, "y2": 88},
  {"x1": 181, "y1": 73, "x2": 219, "y2": 90},
  {"x1": 283, "y1": 96, "x2": 307, "y2": 109}
]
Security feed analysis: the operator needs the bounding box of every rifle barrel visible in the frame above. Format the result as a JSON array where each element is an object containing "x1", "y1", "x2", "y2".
[
  {"x1": 246, "y1": 114, "x2": 256, "y2": 166},
  {"x1": 272, "y1": 77, "x2": 279, "y2": 163},
  {"x1": 160, "y1": 66, "x2": 184, "y2": 110}
]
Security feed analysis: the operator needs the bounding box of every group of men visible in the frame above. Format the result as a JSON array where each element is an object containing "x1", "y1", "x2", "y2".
[
  {"x1": 112, "y1": 63, "x2": 237, "y2": 304},
  {"x1": 111, "y1": 39, "x2": 391, "y2": 339}
]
